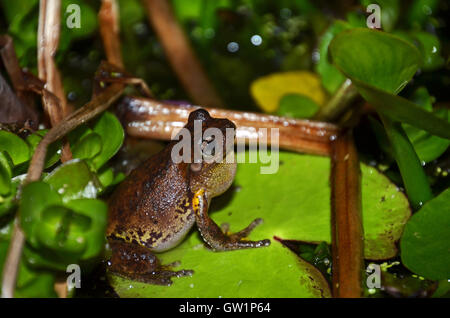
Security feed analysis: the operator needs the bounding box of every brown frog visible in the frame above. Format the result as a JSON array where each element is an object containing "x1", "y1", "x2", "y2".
[{"x1": 107, "y1": 109, "x2": 270, "y2": 285}]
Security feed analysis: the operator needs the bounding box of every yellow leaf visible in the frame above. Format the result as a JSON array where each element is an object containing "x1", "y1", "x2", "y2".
[{"x1": 250, "y1": 71, "x2": 327, "y2": 113}]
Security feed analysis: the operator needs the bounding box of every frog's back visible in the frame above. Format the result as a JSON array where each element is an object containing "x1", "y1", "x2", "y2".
[{"x1": 107, "y1": 147, "x2": 195, "y2": 251}]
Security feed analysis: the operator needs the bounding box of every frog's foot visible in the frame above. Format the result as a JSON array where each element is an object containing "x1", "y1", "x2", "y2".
[
  {"x1": 108, "y1": 240, "x2": 193, "y2": 286},
  {"x1": 194, "y1": 191, "x2": 270, "y2": 251},
  {"x1": 221, "y1": 218, "x2": 271, "y2": 250},
  {"x1": 199, "y1": 215, "x2": 271, "y2": 251}
]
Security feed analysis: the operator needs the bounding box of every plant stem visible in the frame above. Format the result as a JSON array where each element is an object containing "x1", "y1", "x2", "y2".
[
  {"x1": 380, "y1": 115, "x2": 433, "y2": 210},
  {"x1": 142, "y1": 0, "x2": 224, "y2": 108},
  {"x1": 314, "y1": 79, "x2": 359, "y2": 122},
  {"x1": 330, "y1": 129, "x2": 363, "y2": 297},
  {"x1": 118, "y1": 97, "x2": 340, "y2": 155},
  {"x1": 37, "y1": 0, "x2": 72, "y2": 162},
  {"x1": 99, "y1": 0, "x2": 123, "y2": 68}
]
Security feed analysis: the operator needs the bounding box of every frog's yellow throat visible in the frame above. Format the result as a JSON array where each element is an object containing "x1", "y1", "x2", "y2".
[{"x1": 192, "y1": 188, "x2": 205, "y2": 215}]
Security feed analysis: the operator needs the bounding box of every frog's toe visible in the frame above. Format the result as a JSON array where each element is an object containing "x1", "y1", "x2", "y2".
[{"x1": 230, "y1": 218, "x2": 264, "y2": 240}]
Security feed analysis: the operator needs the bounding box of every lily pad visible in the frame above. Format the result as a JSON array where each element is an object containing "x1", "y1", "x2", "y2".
[
  {"x1": 250, "y1": 71, "x2": 327, "y2": 113},
  {"x1": 400, "y1": 188, "x2": 450, "y2": 280},
  {"x1": 110, "y1": 152, "x2": 410, "y2": 297},
  {"x1": 110, "y1": 239, "x2": 331, "y2": 298}
]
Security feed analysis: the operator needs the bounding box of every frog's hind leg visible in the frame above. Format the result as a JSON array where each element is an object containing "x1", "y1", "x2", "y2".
[
  {"x1": 108, "y1": 240, "x2": 193, "y2": 286},
  {"x1": 194, "y1": 192, "x2": 271, "y2": 251}
]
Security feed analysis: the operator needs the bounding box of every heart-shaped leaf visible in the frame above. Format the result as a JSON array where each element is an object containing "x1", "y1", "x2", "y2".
[
  {"x1": 330, "y1": 28, "x2": 420, "y2": 94},
  {"x1": 330, "y1": 28, "x2": 450, "y2": 139}
]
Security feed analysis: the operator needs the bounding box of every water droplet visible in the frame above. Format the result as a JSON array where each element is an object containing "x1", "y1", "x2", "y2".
[
  {"x1": 227, "y1": 42, "x2": 239, "y2": 53},
  {"x1": 250, "y1": 35, "x2": 262, "y2": 46}
]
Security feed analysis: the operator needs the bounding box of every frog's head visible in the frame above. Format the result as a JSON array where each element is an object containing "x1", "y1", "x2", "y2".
[{"x1": 184, "y1": 109, "x2": 237, "y2": 198}]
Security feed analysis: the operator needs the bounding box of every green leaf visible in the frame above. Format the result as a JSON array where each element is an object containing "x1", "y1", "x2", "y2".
[
  {"x1": 20, "y1": 181, "x2": 62, "y2": 248},
  {"x1": 19, "y1": 180, "x2": 107, "y2": 268},
  {"x1": 330, "y1": 28, "x2": 421, "y2": 94},
  {"x1": 400, "y1": 188, "x2": 450, "y2": 280},
  {"x1": 330, "y1": 28, "x2": 450, "y2": 139},
  {"x1": 40, "y1": 205, "x2": 90, "y2": 251},
  {"x1": 403, "y1": 88, "x2": 450, "y2": 163},
  {"x1": 406, "y1": 0, "x2": 439, "y2": 29},
  {"x1": 0, "y1": 151, "x2": 13, "y2": 196},
  {"x1": 44, "y1": 159, "x2": 101, "y2": 202},
  {"x1": 110, "y1": 152, "x2": 411, "y2": 297},
  {"x1": 0, "y1": 181, "x2": 17, "y2": 217},
  {"x1": 71, "y1": 132, "x2": 102, "y2": 161},
  {"x1": 315, "y1": 20, "x2": 352, "y2": 94},
  {"x1": 4, "y1": 0, "x2": 39, "y2": 66},
  {"x1": 277, "y1": 94, "x2": 319, "y2": 119},
  {"x1": 90, "y1": 112, "x2": 125, "y2": 170},
  {"x1": 64, "y1": 199, "x2": 108, "y2": 260},
  {"x1": 0, "y1": 130, "x2": 31, "y2": 166},
  {"x1": 358, "y1": 85, "x2": 450, "y2": 140},
  {"x1": 412, "y1": 32, "x2": 445, "y2": 71}
]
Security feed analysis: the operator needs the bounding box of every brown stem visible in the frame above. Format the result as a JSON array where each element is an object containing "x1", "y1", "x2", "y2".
[
  {"x1": 38, "y1": 0, "x2": 72, "y2": 162},
  {"x1": 118, "y1": 97, "x2": 339, "y2": 155},
  {"x1": 99, "y1": 0, "x2": 123, "y2": 68},
  {"x1": 0, "y1": 35, "x2": 36, "y2": 109},
  {"x1": 0, "y1": 83, "x2": 125, "y2": 298},
  {"x1": 142, "y1": 0, "x2": 224, "y2": 108},
  {"x1": 330, "y1": 129, "x2": 363, "y2": 297}
]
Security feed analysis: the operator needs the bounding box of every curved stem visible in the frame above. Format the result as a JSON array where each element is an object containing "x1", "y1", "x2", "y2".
[
  {"x1": 380, "y1": 115, "x2": 433, "y2": 210},
  {"x1": 314, "y1": 79, "x2": 359, "y2": 122},
  {"x1": 142, "y1": 0, "x2": 224, "y2": 108}
]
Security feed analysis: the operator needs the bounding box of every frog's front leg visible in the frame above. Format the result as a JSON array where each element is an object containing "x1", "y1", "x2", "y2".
[
  {"x1": 108, "y1": 240, "x2": 193, "y2": 286},
  {"x1": 193, "y1": 189, "x2": 271, "y2": 251}
]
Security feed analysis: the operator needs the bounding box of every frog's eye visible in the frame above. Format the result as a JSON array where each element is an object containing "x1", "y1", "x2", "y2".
[{"x1": 190, "y1": 162, "x2": 202, "y2": 172}]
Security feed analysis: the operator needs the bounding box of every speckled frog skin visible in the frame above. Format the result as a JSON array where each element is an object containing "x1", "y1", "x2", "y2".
[{"x1": 107, "y1": 109, "x2": 270, "y2": 285}]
